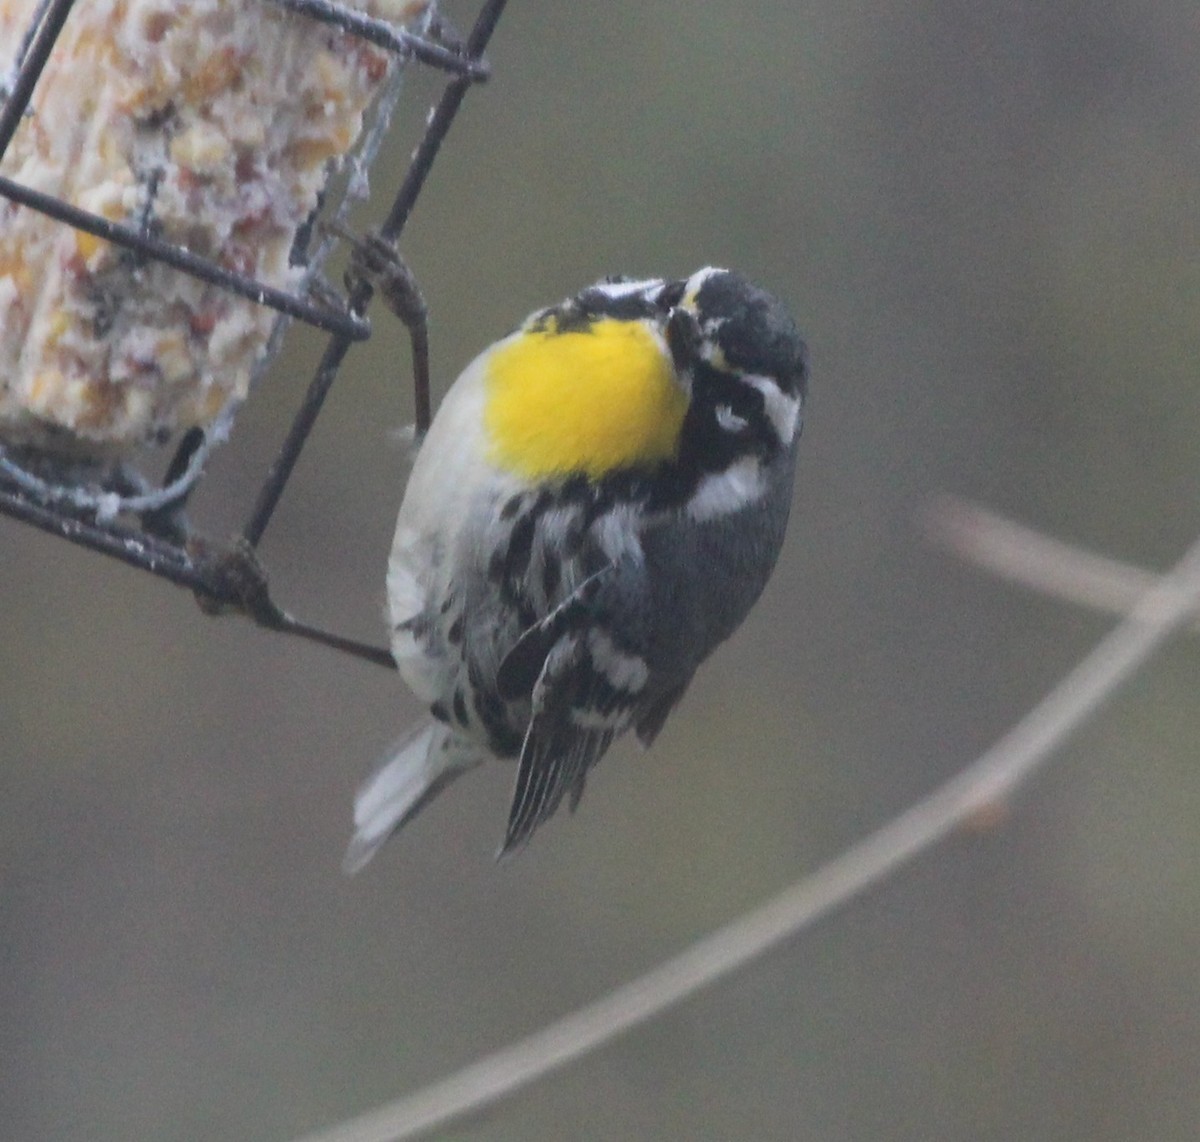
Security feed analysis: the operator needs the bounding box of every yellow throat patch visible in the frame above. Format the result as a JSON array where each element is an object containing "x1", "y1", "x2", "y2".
[{"x1": 483, "y1": 316, "x2": 687, "y2": 480}]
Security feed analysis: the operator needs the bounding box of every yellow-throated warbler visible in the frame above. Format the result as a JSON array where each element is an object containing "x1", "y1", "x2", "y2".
[{"x1": 345, "y1": 267, "x2": 808, "y2": 869}]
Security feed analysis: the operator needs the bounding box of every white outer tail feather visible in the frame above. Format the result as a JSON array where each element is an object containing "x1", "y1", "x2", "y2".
[{"x1": 342, "y1": 722, "x2": 480, "y2": 874}]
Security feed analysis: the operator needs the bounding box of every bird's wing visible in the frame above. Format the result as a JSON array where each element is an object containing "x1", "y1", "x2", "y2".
[
  {"x1": 499, "y1": 557, "x2": 652, "y2": 853},
  {"x1": 633, "y1": 677, "x2": 691, "y2": 748},
  {"x1": 495, "y1": 563, "x2": 616, "y2": 701}
]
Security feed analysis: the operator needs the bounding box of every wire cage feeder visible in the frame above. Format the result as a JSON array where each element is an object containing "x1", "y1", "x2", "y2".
[{"x1": 0, "y1": 0, "x2": 507, "y2": 667}]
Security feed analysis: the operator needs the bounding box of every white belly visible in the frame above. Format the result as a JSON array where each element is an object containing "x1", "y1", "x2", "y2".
[{"x1": 386, "y1": 350, "x2": 520, "y2": 705}]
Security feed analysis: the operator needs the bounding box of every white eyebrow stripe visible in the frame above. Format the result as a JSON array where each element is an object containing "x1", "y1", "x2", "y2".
[
  {"x1": 681, "y1": 266, "x2": 725, "y2": 306},
  {"x1": 742, "y1": 373, "x2": 801, "y2": 445}
]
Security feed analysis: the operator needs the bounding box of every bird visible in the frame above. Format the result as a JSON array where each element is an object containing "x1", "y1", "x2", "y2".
[{"x1": 343, "y1": 263, "x2": 808, "y2": 870}]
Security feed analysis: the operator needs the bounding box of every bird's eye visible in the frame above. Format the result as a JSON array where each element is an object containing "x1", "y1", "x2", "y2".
[{"x1": 715, "y1": 404, "x2": 750, "y2": 433}]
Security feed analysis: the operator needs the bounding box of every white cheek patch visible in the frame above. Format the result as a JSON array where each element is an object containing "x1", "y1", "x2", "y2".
[
  {"x1": 687, "y1": 455, "x2": 766, "y2": 521},
  {"x1": 742, "y1": 373, "x2": 801, "y2": 445}
]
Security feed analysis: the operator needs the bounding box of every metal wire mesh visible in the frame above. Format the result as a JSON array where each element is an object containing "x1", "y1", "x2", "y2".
[{"x1": 0, "y1": 0, "x2": 507, "y2": 666}]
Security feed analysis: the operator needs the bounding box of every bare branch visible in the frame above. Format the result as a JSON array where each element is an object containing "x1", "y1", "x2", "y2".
[
  {"x1": 291, "y1": 527, "x2": 1200, "y2": 1142},
  {"x1": 922, "y1": 494, "x2": 1199, "y2": 630}
]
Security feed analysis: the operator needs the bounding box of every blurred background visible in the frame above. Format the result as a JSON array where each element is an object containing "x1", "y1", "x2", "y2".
[{"x1": 4, "y1": 1, "x2": 1200, "y2": 1139}]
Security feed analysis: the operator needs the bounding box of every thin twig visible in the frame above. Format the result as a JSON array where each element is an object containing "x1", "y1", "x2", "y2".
[
  {"x1": 292, "y1": 528, "x2": 1200, "y2": 1142},
  {"x1": 920, "y1": 493, "x2": 1199, "y2": 629}
]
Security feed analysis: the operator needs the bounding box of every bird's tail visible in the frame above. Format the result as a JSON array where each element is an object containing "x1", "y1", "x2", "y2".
[{"x1": 342, "y1": 721, "x2": 482, "y2": 874}]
